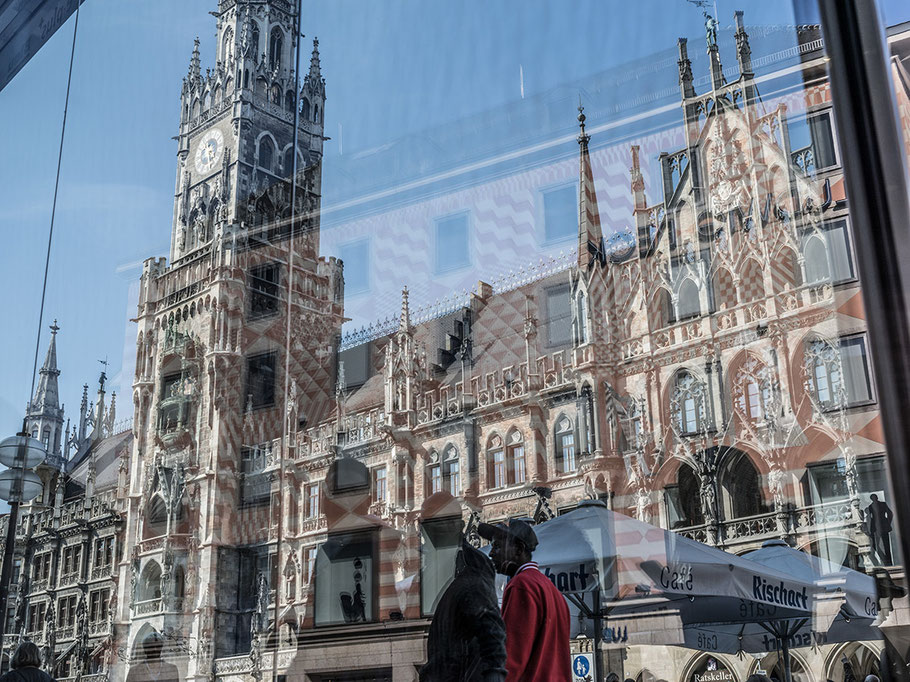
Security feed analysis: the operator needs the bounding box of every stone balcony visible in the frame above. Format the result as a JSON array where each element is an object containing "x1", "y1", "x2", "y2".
[
  {"x1": 623, "y1": 284, "x2": 837, "y2": 362},
  {"x1": 58, "y1": 571, "x2": 80, "y2": 587},
  {"x1": 134, "y1": 598, "x2": 162, "y2": 616},
  {"x1": 672, "y1": 499, "x2": 855, "y2": 549}
]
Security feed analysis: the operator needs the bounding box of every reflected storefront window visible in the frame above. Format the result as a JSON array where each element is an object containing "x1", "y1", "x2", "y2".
[{"x1": 2, "y1": 0, "x2": 910, "y2": 681}]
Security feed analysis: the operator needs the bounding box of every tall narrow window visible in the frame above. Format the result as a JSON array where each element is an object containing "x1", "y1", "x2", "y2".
[
  {"x1": 802, "y1": 220, "x2": 855, "y2": 284},
  {"x1": 435, "y1": 213, "x2": 470, "y2": 273},
  {"x1": 511, "y1": 444, "x2": 526, "y2": 484},
  {"x1": 443, "y1": 446, "x2": 460, "y2": 496},
  {"x1": 306, "y1": 483, "x2": 320, "y2": 519},
  {"x1": 373, "y1": 467, "x2": 387, "y2": 503},
  {"x1": 542, "y1": 184, "x2": 577, "y2": 243},
  {"x1": 269, "y1": 27, "x2": 283, "y2": 70},
  {"x1": 544, "y1": 283, "x2": 573, "y2": 347},
  {"x1": 672, "y1": 371, "x2": 709, "y2": 434},
  {"x1": 249, "y1": 262, "x2": 280, "y2": 319},
  {"x1": 340, "y1": 239, "x2": 371, "y2": 295},
  {"x1": 446, "y1": 460, "x2": 460, "y2": 496},
  {"x1": 247, "y1": 352, "x2": 277, "y2": 408},
  {"x1": 428, "y1": 464, "x2": 442, "y2": 495},
  {"x1": 788, "y1": 109, "x2": 838, "y2": 174},
  {"x1": 555, "y1": 417, "x2": 576, "y2": 474},
  {"x1": 258, "y1": 137, "x2": 274, "y2": 172}
]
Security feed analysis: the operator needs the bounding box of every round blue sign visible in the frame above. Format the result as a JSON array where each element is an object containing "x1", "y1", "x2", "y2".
[{"x1": 573, "y1": 655, "x2": 590, "y2": 677}]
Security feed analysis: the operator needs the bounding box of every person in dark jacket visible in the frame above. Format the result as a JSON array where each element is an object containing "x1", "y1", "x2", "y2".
[
  {"x1": 420, "y1": 538, "x2": 507, "y2": 682},
  {"x1": 0, "y1": 641, "x2": 54, "y2": 681}
]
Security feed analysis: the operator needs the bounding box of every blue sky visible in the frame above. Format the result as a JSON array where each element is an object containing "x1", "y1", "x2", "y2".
[{"x1": 0, "y1": 0, "x2": 906, "y2": 443}]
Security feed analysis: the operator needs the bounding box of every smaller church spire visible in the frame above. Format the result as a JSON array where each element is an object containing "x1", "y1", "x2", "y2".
[
  {"x1": 576, "y1": 104, "x2": 603, "y2": 271},
  {"x1": 630, "y1": 145, "x2": 647, "y2": 211},
  {"x1": 677, "y1": 38, "x2": 696, "y2": 100},
  {"x1": 303, "y1": 37, "x2": 325, "y2": 99},
  {"x1": 734, "y1": 11, "x2": 753, "y2": 77},
  {"x1": 189, "y1": 37, "x2": 202, "y2": 82},
  {"x1": 399, "y1": 287, "x2": 411, "y2": 331},
  {"x1": 309, "y1": 38, "x2": 322, "y2": 79},
  {"x1": 32, "y1": 321, "x2": 61, "y2": 411}
]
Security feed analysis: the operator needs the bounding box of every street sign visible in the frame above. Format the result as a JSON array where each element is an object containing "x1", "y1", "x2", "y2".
[{"x1": 572, "y1": 653, "x2": 593, "y2": 681}]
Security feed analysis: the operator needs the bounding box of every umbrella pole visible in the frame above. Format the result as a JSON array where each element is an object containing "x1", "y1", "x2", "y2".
[
  {"x1": 592, "y1": 586, "x2": 602, "y2": 682},
  {"x1": 780, "y1": 631, "x2": 793, "y2": 682}
]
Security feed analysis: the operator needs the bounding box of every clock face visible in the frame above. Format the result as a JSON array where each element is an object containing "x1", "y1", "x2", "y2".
[{"x1": 194, "y1": 129, "x2": 224, "y2": 174}]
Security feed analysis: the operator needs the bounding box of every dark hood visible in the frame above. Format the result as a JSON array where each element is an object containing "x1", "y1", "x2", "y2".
[{"x1": 456, "y1": 539, "x2": 496, "y2": 581}]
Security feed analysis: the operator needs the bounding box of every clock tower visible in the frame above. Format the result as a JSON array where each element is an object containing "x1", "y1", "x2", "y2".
[
  {"x1": 119, "y1": 1, "x2": 343, "y2": 676},
  {"x1": 171, "y1": 0, "x2": 327, "y2": 264}
]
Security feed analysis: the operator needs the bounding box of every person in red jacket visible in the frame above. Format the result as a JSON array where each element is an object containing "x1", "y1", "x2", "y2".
[{"x1": 479, "y1": 519, "x2": 571, "y2": 682}]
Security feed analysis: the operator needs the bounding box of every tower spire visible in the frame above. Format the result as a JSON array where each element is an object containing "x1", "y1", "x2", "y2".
[
  {"x1": 577, "y1": 105, "x2": 603, "y2": 270},
  {"x1": 677, "y1": 38, "x2": 695, "y2": 100},
  {"x1": 26, "y1": 321, "x2": 64, "y2": 458},
  {"x1": 32, "y1": 321, "x2": 61, "y2": 411},
  {"x1": 399, "y1": 287, "x2": 411, "y2": 331},
  {"x1": 308, "y1": 38, "x2": 322, "y2": 80},
  {"x1": 189, "y1": 37, "x2": 202, "y2": 82}
]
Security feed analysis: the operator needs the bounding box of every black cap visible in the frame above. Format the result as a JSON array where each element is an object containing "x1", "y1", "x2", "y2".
[{"x1": 477, "y1": 518, "x2": 539, "y2": 552}]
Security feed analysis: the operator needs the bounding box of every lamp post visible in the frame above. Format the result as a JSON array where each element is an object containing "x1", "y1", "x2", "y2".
[{"x1": 0, "y1": 427, "x2": 46, "y2": 666}]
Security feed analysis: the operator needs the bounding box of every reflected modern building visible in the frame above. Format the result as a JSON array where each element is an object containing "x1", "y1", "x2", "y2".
[{"x1": 16, "y1": 1, "x2": 905, "y2": 681}]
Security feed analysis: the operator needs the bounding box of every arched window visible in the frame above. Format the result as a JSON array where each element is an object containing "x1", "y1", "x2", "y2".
[
  {"x1": 251, "y1": 26, "x2": 261, "y2": 59},
  {"x1": 269, "y1": 27, "x2": 283, "y2": 69},
  {"x1": 507, "y1": 431, "x2": 526, "y2": 485},
  {"x1": 671, "y1": 370, "x2": 708, "y2": 435},
  {"x1": 221, "y1": 29, "x2": 233, "y2": 62},
  {"x1": 191, "y1": 99, "x2": 200, "y2": 118},
  {"x1": 203, "y1": 90, "x2": 211, "y2": 110},
  {"x1": 301, "y1": 96, "x2": 311, "y2": 119},
  {"x1": 443, "y1": 445, "x2": 460, "y2": 496},
  {"x1": 719, "y1": 451, "x2": 765, "y2": 519},
  {"x1": 555, "y1": 416, "x2": 576, "y2": 474},
  {"x1": 313, "y1": 103, "x2": 320, "y2": 123},
  {"x1": 487, "y1": 436, "x2": 505, "y2": 489},
  {"x1": 804, "y1": 235, "x2": 830, "y2": 284},
  {"x1": 665, "y1": 463, "x2": 704, "y2": 528},
  {"x1": 285, "y1": 559, "x2": 297, "y2": 601},
  {"x1": 284, "y1": 147, "x2": 295, "y2": 176},
  {"x1": 285, "y1": 90, "x2": 295, "y2": 113},
  {"x1": 244, "y1": 69, "x2": 250, "y2": 89},
  {"x1": 174, "y1": 565, "x2": 186, "y2": 601},
  {"x1": 138, "y1": 561, "x2": 162, "y2": 601},
  {"x1": 145, "y1": 495, "x2": 167, "y2": 539},
  {"x1": 676, "y1": 278, "x2": 701, "y2": 320},
  {"x1": 734, "y1": 357, "x2": 773, "y2": 424},
  {"x1": 573, "y1": 291, "x2": 588, "y2": 345},
  {"x1": 805, "y1": 338, "x2": 844, "y2": 408},
  {"x1": 213, "y1": 85, "x2": 222, "y2": 104},
  {"x1": 258, "y1": 137, "x2": 274, "y2": 172},
  {"x1": 42, "y1": 428, "x2": 50, "y2": 448},
  {"x1": 31, "y1": 428, "x2": 37, "y2": 439},
  {"x1": 426, "y1": 452, "x2": 442, "y2": 495}
]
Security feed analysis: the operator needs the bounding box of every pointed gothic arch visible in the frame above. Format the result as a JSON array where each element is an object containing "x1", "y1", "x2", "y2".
[
  {"x1": 717, "y1": 449, "x2": 766, "y2": 520},
  {"x1": 739, "y1": 257, "x2": 766, "y2": 303},
  {"x1": 771, "y1": 244, "x2": 801, "y2": 293},
  {"x1": 712, "y1": 266, "x2": 736, "y2": 311},
  {"x1": 269, "y1": 26, "x2": 284, "y2": 69},
  {"x1": 676, "y1": 277, "x2": 701, "y2": 320},
  {"x1": 554, "y1": 414, "x2": 577, "y2": 474},
  {"x1": 138, "y1": 561, "x2": 162, "y2": 601},
  {"x1": 670, "y1": 369, "x2": 709, "y2": 435}
]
